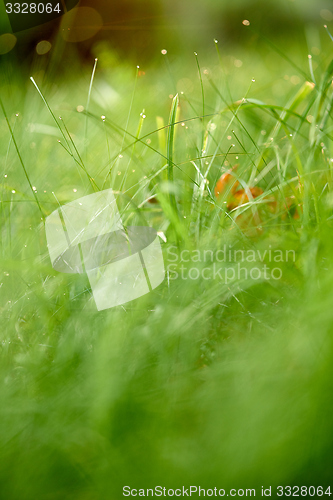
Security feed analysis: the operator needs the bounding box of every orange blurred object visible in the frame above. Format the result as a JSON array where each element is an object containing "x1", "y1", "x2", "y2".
[
  {"x1": 214, "y1": 171, "x2": 239, "y2": 198},
  {"x1": 214, "y1": 168, "x2": 301, "y2": 220},
  {"x1": 227, "y1": 186, "x2": 264, "y2": 211},
  {"x1": 214, "y1": 168, "x2": 263, "y2": 210}
]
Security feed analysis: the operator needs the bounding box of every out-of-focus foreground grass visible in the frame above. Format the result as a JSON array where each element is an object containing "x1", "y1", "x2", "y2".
[{"x1": 1, "y1": 17, "x2": 333, "y2": 499}]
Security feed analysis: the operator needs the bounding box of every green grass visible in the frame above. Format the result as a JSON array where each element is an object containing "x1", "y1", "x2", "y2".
[{"x1": 1, "y1": 29, "x2": 333, "y2": 499}]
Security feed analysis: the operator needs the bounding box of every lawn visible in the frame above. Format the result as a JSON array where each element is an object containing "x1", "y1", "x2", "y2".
[{"x1": 1, "y1": 8, "x2": 333, "y2": 499}]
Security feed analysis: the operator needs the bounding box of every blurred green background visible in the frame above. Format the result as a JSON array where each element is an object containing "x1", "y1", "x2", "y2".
[{"x1": 1, "y1": 0, "x2": 333, "y2": 499}]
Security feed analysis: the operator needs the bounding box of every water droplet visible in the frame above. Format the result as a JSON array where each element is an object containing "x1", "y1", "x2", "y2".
[
  {"x1": 76, "y1": 105, "x2": 84, "y2": 112},
  {"x1": 161, "y1": 49, "x2": 167, "y2": 55},
  {"x1": 242, "y1": 19, "x2": 250, "y2": 26},
  {"x1": 11, "y1": 190, "x2": 15, "y2": 194},
  {"x1": 194, "y1": 52, "x2": 198, "y2": 56},
  {"x1": 73, "y1": 188, "x2": 77, "y2": 193}
]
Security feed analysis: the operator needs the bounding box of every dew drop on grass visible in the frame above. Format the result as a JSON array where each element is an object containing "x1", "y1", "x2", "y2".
[
  {"x1": 161, "y1": 49, "x2": 167, "y2": 55},
  {"x1": 11, "y1": 190, "x2": 15, "y2": 194},
  {"x1": 242, "y1": 20, "x2": 250, "y2": 26},
  {"x1": 76, "y1": 105, "x2": 84, "y2": 112},
  {"x1": 73, "y1": 189, "x2": 77, "y2": 193}
]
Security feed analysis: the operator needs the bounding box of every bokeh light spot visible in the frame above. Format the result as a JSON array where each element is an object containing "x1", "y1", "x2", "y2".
[
  {"x1": 60, "y1": 7, "x2": 103, "y2": 43},
  {"x1": 36, "y1": 41, "x2": 52, "y2": 55},
  {"x1": 0, "y1": 34, "x2": 17, "y2": 55}
]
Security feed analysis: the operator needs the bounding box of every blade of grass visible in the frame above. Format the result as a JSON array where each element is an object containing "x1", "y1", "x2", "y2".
[
  {"x1": 167, "y1": 93, "x2": 180, "y2": 215},
  {"x1": 0, "y1": 98, "x2": 44, "y2": 219}
]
